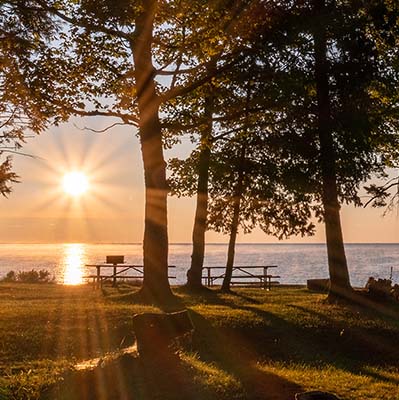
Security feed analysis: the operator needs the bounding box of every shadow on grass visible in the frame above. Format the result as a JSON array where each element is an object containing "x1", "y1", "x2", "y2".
[
  {"x1": 41, "y1": 352, "x2": 216, "y2": 400},
  {"x1": 359, "y1": 367, "x2": 399, "y2": 386},
  {"x1": 87, "y1": 285, "x2": 399, "y2": 396},
  {"x1": 104, "y1": 285, "x2": 186, "y2": 313},
  {"x1": 105, "y1": 285, "x2": 399, "y2": 366},
  {"x1": 287, "y1": 303, "x2": 399, "y2": 365},
  {"x1": 186, "y1": 288, "x2": 399, "y2": 388},
  {"x1": 41, "y1": 319, "x2": 302, "y2": 400},
  {"x1": 188, "y1": 310, "x2": 302, "y2": 399}
]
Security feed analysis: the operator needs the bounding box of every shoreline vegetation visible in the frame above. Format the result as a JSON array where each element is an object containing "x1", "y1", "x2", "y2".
[{"x1": 1, "y1": 283, "x2": 398, "y2": 400}]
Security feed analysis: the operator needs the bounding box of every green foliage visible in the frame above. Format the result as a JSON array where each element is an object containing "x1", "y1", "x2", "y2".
[
  {"x1": 0, "y1": 157, "x2": 18, "y2": 197},
  {"x1": 168, "y1": 151, "x2": 202, "y2": 198},
  {"x1": 204, "y1": 136, "x2": 315, "y2": 239},
  {"x1": 0, "y1": 1, "x2": 59, "y2": 194}
]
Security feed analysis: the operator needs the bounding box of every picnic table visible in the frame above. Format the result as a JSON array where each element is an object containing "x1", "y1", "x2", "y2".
[
  {"x1": 84, "y1": 256, "x2": 176, "y2": 288},
  {"x1": 202, "y1": 265, "x2": 280, "y2": 290}
]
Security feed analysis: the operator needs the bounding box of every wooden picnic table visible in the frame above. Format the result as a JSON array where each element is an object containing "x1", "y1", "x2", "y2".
[
  {"x1": 85, "y1": 264, "x2": 176, "y2": 288},
  {"x1": 202, "y1": 265, "x2": 280, "y2": 290}
]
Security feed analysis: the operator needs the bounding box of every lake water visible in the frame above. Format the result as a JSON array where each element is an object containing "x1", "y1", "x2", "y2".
[{"x1": 0, "y1": 243, "x2": 398, "y2": 287}]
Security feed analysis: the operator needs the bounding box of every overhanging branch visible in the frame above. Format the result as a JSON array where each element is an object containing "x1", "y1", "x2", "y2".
[
  {"x1": 66, "y1": 107, "x2": 139, "y2": 126},
  {"x1": 73, "y1": 122, "x2": 130, "y2": 133}
]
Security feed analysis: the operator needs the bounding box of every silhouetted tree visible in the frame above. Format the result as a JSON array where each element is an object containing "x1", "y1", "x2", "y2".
[
  {"x1": 170, "y1": 130, "x2": 315, "y2": 293},
  {"x1": 165, "y1": 67, "x2": 218, "y2": 291},
  {"x1": 167, "y1": 3, "x2": 297, "y2": 290},
  {"x1": 24, "y1": 0, "x2": 263, "y2": 301},
  {"x1": 270, "y1": 0, "x2": 399, "y2": 300}
]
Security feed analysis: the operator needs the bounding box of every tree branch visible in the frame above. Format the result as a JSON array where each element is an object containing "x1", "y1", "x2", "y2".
[
  {"x1": 0, "y1": 109, "x2": 17, "y2": 129},
  {"x1": 65, "y1": 107, "x2": 139, "y2": 126},
  {"x1": 33, "y1": 0, "x2": 135, "y2": 42},
  {"x1": 0, "y1": 149, "x2": 39, "y2": 159},
  {"x1": 160, "y1": 47, "x2": 248, "y2": 103},
  {"x1": 363, "y1": 180, "x2": 399, "y2": 208},
  {"x1": 73, "y1": 122, "x2": 129, "y2": 133}
]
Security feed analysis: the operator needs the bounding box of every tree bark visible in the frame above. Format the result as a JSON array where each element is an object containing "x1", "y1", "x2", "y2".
[
  {"x1": 313, "y1": 0, "x2": 352, "y2": 300},
  {"x1": 186, "y1": 96, "x2": 214, "y2": 290},
  {"x1": 132, "y1": 0, "x2": 172, "y2": 301}
]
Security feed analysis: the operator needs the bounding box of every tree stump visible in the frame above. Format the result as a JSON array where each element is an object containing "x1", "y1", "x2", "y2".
[
  {"x1": 132, "y1": 310, "x2": 194, "y2": 358},
  {"x1": 307, "y1": 279, "x2": 330, "y2": 293}
]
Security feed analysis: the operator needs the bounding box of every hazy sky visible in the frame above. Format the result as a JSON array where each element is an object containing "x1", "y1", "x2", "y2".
[{"x1": 0, "y1": 118, "x2": 398, "y2": 243}]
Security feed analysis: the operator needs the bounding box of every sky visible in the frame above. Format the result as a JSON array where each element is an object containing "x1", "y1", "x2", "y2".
[{"x1": 0, "y1": 118, "x2": 398, "y2": 244}]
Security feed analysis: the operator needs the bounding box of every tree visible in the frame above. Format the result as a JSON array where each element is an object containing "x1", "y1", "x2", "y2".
[
  {"x1": 186, "y1": 85, "x2": 215, "y2": 291},
  {"x1": 271, "y1": 0, "x2": 399, "y2": 300},
  {"x1": 312, "y1": 0, "x2": 352, "y2": 298},
  {"x1": 167, "y1": 2, "x2": 300, "y2": 290},
  {"x1": 170, "y1": 127, "x2": 315, "y2": 293},
  {"x1": 25, "y1": 0, "x2": 260, "y2": 301},
  {"x1": 164, "y1": 66, "x2": 218, "y2": 292},
  {"x1": 361, "y1": 2, "x2": 399, "y2": 213},
  {"x1": 0, "y1": 1, "x2": 57, "y2": 195},
  {"x1": 210, "y1": 138, "x2": 315, "y2": 292}
]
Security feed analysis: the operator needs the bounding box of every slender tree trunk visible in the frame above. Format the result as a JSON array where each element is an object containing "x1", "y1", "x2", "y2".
[
  {"x1": 221, "y1": 191, "x2": 241, "y2": 292},
  {"x1": 132, "y1": 0, "x2": 172, "y2": 301},
  {"x1": 221, "y1": 148, "x2": 245, "y2": 292},
  {"x1": 186, "y1": 96, "x2": 213, "y2": 290},
  {"x1": 313, "y1": 0, "x2": 352, "y2": 300}
]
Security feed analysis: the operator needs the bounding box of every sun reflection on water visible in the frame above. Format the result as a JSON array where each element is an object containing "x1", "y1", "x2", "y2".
[{"x1": 63, "y1": 243, "x2": 85, "y2": 285}]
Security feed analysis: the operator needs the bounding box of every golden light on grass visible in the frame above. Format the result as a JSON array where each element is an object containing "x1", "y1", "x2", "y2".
[{"x1": 63, "y1": 172, "x2": 89, "y2": 197}]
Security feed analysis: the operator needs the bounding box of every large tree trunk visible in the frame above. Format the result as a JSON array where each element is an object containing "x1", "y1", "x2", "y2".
[
  {"x1": 132, "y1": 0, "x2": 172, "y2": 301},
  {"x1": 313, "y1": 0, "x2": 352, "y2": 301},
  {"x1": 186, "y1": 96, "x2": 214, "y2": 290}
]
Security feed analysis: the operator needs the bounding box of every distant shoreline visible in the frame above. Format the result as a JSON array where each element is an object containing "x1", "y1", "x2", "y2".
[
  {"x1": 0, "y1": 242, "x2": 397, "y2": 246},
  {"x1": 0, "y1": 242, "x2": 397, "y2": 287}
]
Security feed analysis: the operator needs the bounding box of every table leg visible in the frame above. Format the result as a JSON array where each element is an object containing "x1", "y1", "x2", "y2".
[
  {"x1": 113, "y1": 265, "x2": 117, "y2": 287},
  {"x1": 263, "y1": 267, "x2": 267, "y2": 290},
  {"x1": 96, "y1": 266, "x2": 100, "y2": 289}
]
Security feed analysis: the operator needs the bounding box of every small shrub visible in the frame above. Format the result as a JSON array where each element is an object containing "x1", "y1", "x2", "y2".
[
  {"x1": 1, "y1": 269, "x2": 54, "y2": 284},
  {"x1": 38, "y1": 269, "x2": 52, "y2": 282},
  {"x1": 17, "y1": 269, "x2": 54, "y2": 283},
  {"x1": 365, "y1": 277, "x2": 398, "y2": 302},
  {"x1": 2, "y1": 270, "x2": 16, "y2": 282}
]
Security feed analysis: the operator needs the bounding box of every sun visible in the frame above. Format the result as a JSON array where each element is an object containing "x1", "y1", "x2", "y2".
[{"x1": 62, "y1": 172, "x2": 89, "y2": 196}]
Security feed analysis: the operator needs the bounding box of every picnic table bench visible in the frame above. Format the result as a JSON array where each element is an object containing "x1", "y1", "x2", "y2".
[
  {"x1": 84, "y1": 256, "x2": 176, "y2": 288},
  {"x1": 202, "y1": 265, "x2": 280, "y2": 290}
]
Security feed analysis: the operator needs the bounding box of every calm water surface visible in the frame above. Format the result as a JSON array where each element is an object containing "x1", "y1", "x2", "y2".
[{"x1": 0, "y1": 243, "x2": 398, "y2": 287}]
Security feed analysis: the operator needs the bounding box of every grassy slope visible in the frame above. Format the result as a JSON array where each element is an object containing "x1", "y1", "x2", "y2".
[{"x1": 0, "y1": 283, "x2": 398, "y2": 399}]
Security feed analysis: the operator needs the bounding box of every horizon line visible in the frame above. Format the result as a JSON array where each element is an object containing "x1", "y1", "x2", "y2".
[{"x1": 0, "y1": 242, "x2": 398, "y2": 245}]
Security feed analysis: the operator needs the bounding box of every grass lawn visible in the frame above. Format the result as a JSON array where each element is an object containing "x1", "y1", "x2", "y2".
[{"x1": 0, "y1": 283, "x2": 398, "y2": 399}]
